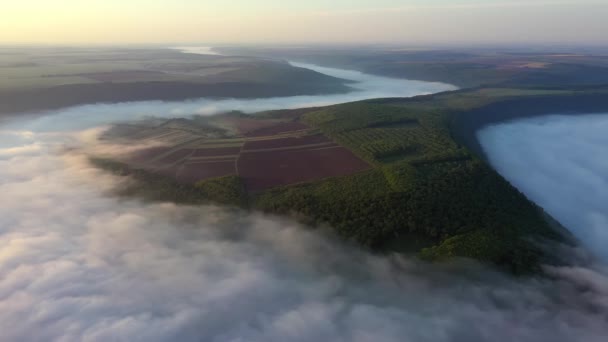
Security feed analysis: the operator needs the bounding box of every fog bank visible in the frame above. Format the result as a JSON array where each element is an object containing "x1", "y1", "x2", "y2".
[
  {"x1": 478, "y1": 113, "x2": 608, "y2": 261},
  {"x1": 1, "y1": 130, "x2": 608, "y2": 341}
]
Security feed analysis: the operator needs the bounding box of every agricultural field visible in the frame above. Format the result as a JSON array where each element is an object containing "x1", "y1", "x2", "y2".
[
  {"x1": 239, "y1": 142, "x2": 370, "y2": 192},
  {"x1": 102, "y1": 112, "x2": 371, "y2": 193},
  {"x1": 218, "y1": 46, "x2": 608, "y2": 88},
  {"x1": 303, "y1": 102, "x2": 465, "y2": 164}
]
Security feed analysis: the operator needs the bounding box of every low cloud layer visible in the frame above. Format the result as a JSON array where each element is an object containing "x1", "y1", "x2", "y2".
[
  {"x1": 478, "y1": 114, "x2": 608, "y2": 261},
  {"x1": 0, "y1": 128, "x2": 608, "y2": 341}
]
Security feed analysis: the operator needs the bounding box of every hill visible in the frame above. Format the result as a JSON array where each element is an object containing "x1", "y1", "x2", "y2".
[
  {"x1": 91, "y1": 86, "x2": 608, "y2": 274},
  {"x1": 217, "y1": 46, "x2": 608, "y2": 89},
  {"x1": 0, "y1": 47, "x2": 351, "y2": 115}
]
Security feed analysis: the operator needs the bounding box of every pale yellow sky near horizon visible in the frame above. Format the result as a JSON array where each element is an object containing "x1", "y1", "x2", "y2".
[{"x1": 1, "y1": 0, "x2": 607, "y2": 45}]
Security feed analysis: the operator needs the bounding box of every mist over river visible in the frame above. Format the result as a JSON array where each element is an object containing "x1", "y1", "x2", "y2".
[
  {"x1": 2, "y1": 49, "x2": 455, "y2": 133},
  {"x1": 478, "y1": 113, "x2": 608, "y2": 261},
  {"x1": 0, "y1": 48, "x2": 607, "y2": 341}
]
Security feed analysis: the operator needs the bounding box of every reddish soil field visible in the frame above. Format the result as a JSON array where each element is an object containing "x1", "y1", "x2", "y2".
[
  {"x1": 258, "y1": 107, "x2": 321, "y2": 120},
  {"x1": 245, "y1": 121, "x2": 310, "y2": 137},
  {"x1": 156, "y1": 149, "x2": 195, "y2": 164},
  {"x1": 225, "y1": 118, "x2": 278, "y2": 135},
  {"x1": 243, "y1": 134, "x2": 332, "y2": 150},
  {"x1": 176, "y1": 162, "x2": 236, "y2": 184},
  {"x1": 192, "y1": 147, "x2": 241, "y2": 158},
  {"x1": 154, "y1": 165, "x2": 181, "y2": 179},
  {"x1": 129, "y1": 146, "x2": 172, "y2": 163},
  {"x1": 238, "y1": 146, "x2": 370, "y2": 192}
]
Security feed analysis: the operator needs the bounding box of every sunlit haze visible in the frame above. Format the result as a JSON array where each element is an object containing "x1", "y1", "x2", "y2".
[{"x1": 2, "y1": 0, "x2": 608, "y2": 45}]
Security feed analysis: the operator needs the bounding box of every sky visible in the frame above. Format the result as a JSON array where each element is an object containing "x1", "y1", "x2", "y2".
[{"x1": 1, "y1": 0, "x2": 607, "y2": 45}]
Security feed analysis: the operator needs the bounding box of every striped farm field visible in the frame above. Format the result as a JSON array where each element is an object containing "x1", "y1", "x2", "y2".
[
  {"x1": 245, "y1": 121, "x2": 310, "y2": 137},
  {"x1": 117, "y1": 115, "x2": 372, "y2": 191},
  {"x1": 156, "y1": 149, "x2": 195, "y2": 164},
  {"x1": 238, "y1": 146, "x2": 370, "y2": 192},
  {"x1": 192, "y1": 147, "x2": 241, "y2": 158},
  {"x1": 176, "y1": 161, "x2": 236, "y2": 184},
  {"x1": 243, "y1": 134, "x2": 331, "y2": 150}
]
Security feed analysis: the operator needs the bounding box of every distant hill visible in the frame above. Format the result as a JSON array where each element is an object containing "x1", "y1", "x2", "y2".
[
  {"x1": 217, "y1": 46, "x2": 608, "y2": 88},
  {"x1": 0, "y1": 47, "x2": 351, "y2": 115}
]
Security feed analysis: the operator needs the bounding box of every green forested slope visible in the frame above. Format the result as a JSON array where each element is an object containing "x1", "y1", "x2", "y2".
[{"x1": 253, "y1": 97, "x2": 566, "y2": 274}]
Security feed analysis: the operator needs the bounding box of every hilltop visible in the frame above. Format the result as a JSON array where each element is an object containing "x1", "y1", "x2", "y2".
[{"x1": 91, "y1": 86, "x2": 608, "y2": 274}]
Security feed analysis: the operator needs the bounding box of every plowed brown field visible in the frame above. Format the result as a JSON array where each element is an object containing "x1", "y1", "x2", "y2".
[{"x1": 238, "y1": 146, "x2": 370, "y2": 192}]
